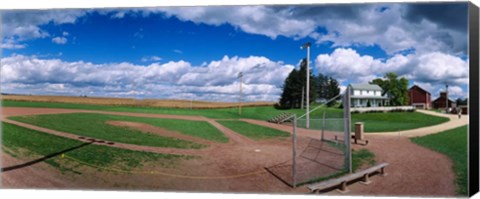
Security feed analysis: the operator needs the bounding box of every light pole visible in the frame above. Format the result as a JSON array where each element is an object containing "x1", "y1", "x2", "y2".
[
  {"x1": 238, "y1": 72, "x2": 243, "y2": 115},
  {"x1": 301, "y1": 42, "x2": 311, "y2": 128}
]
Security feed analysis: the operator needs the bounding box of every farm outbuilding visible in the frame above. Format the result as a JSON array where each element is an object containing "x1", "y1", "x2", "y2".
[
  {"x1": 432, "y1": 92, "x2": 456, "y2": 110},
  {"x1": 408, "y1": 85, "x2": 431, "y2": 109}
]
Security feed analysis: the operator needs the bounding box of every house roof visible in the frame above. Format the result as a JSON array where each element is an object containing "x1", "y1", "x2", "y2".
[
  {"x1": 432, "y1": 96, "x2": 455, "y2": 103},
  {"x1": 349, "y1": 83, "x2": 383, "y2": 91},
  {"x1": 409, "y1": 85, "x2": 431, "y2": 94}
]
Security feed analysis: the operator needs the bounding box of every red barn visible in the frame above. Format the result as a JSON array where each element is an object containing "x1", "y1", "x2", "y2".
[
  {"x1": 432, "y1": 92, "x2": 456, "y2": 109},
  {"x1": 408, "y1": 85, "x2": 431, "y2": 109}
]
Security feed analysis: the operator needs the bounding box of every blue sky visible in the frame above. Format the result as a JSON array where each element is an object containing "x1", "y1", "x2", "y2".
[{"x1": 1, "y1": 3, "x2": 470, "y2": 102}]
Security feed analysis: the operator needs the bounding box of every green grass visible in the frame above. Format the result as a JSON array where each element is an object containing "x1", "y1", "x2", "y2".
[
  {"x1": 9, "y1": 113, "x2": 229, "y2": 148},
  {"x1": 352, "y1": 148, "x2": 376, "y2": 171},
  {"x1": 2, "y1": 122, "x2": 191, "y2": 172},
  {"x1": 411, "y1": 125, "x2": 468, "y2": 196},
  {"x1": 351, "y1": 112, "x2": 449, "y2": 132},
  {"x1": 216, "y1": 120, "x2": 290, "y2": 140},
  {"x1": 4, "y1": 100, "x2": 450, "y2": 132}
]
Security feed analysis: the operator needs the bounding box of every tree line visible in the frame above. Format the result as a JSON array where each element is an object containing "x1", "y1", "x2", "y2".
[
  {"x1": 278, "y1": 59, "x2": 340, "y2": 109},
  {"x1": 277, "y1": 59, "x2": 412, "y2": 109}
]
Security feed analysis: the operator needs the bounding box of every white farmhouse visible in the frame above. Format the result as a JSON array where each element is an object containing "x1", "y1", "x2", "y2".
[{"x1": 348, "y1": 83, "x2": 389, "y2": 107}]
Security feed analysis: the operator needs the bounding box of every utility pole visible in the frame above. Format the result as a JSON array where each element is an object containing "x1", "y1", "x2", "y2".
[
  {"x1": 301, "y1": 42, "x2": 311, "y2": 128},
  {"x1": 238, "y1": 72, "x2": 243, "y2": 115}
]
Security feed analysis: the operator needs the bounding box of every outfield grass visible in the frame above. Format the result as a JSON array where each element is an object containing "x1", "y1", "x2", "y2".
[
  {"x1": 351, "y1": 112, "x2": 449, "y2": 132},
  {"x1": 9, "y1": 113, "x2": 228, "y2": 148},
  {"x1": 2, "y1": 122, "x2": 191, "y2": 172},
  {"x1": 217, "y1": 120, "x2": 290, "y2": 140},
  {"x1": 3, "y1": 100, "x2": 450, "y2": 132},
  {"x1": 411, "y1": 125, "x2": 468, "y2": 196}
]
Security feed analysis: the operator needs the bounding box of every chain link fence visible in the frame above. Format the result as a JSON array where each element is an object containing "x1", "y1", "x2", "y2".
[{"x1": 266, "y1": 92, "x2": 352, "y2": 187}]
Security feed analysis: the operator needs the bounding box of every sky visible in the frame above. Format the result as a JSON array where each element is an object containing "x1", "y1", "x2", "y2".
[{"x1": 0, "y1": 3, "x2": 470, "y2": 102}]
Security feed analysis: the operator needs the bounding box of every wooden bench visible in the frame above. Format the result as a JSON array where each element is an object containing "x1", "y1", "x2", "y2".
[{"x1": 307, "y1": 163, "x2": 389, "y2": 194}]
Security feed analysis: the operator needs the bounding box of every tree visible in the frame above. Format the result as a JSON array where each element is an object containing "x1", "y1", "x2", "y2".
[
  {"x1": 279, "y1": 69, "x2": 300, "y2": 109},
  {"x1": 325, "y1": 77, "x2": 340, "y2": 106},
  {"x1": 370, "y1": 72, "x2": 409, "y2": 106},
  {"x1": 278, "y1": 59, "x2": 317, "y2": 109},
  {"x1": 298, "y1": 59, "x2": 317, "y2": 105},
  {"x1": 316, "y1": 73, "x2": 340, "y2": 106},
  {"x1": 456, "y1": 97, "x2": 468, "y2": 106}
]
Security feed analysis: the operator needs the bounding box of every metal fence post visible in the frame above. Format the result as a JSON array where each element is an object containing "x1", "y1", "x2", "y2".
[
  {"x1": 292, "y1": 114, "x2": 297, "y2": 188},
  {"x1": 321, "y1": 111, "x2": 325, "y2": 141},
  {"x1": 343, "y1": 87, "x2": 352, "y2": 173}
]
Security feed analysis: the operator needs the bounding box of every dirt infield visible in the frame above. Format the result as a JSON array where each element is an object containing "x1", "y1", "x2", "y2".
[
  {"x1": 0, "y1": 107, "x2": 309, "y2": 193},
  {"x1": 0, "y1": 107, "x2": 458, "y2": 196}
]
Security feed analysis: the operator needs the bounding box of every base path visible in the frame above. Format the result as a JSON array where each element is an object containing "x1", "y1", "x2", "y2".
[{"x1": 343, "y1": 135, "x2": 456, "y2": 196}]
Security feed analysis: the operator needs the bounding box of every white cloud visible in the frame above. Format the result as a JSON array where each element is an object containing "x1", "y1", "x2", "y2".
[
  {"x1": 149, "y1": 6, "x2": 317, "y2": 39},
  {"x1": 52, "y1": 37, "x2": 68, "y2": 44},
  {"x1": 1, "y1": 38, "x2": 26, "y2": 49},
  {"x1": 146, "y1": 4, "x2": 467, "y2": 56},
  {"x1": 315, "y1": 48, "x2": 383, "y2": 83},
  {"x1": 62, "y1": 31, "x2": 69, "y2": 36},
  {"x1": 314, "y1": 48, "x2": 468, "y2": 98},
  {"x1": 141, "y1": 56, "x2": 162, "y2": 62},
  {"x1": 173, "y1": 49, "x2": 183, "y2": 54},
  {"x1": 0, "y1": 55, "x2": 293, "y2": 102},
  {"x1": 2, "y1": 5, "x2": 467, "y2": 57},
  {"x1": 2, "y1": 10, "x2": 87, "y2": 41},
  {"x1": 408, "y1": 52, "x2": 468, "y2": 85}
]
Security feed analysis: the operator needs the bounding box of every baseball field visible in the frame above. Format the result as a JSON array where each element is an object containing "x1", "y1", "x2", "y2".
[{"x1": 0, "y1": 95, "x2": 467, "y2": 196}]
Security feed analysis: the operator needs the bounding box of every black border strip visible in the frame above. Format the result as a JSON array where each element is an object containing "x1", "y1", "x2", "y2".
[{"x1": 469, "y1": 1, "x2": 479, "y2": 197}]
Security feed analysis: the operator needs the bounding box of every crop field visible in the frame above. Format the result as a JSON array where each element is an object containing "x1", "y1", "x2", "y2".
[{"x1": 2, "y1": 94, "x2": 274, "y2": 109}]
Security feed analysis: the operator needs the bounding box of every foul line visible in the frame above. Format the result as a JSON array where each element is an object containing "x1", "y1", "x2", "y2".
[{"x1": 60, "y1": 154, "x2": 267, "y2": 180}]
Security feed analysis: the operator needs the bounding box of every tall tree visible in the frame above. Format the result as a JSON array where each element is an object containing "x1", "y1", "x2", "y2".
[
  {"x1": 298, "y1": 59, "x2": 317, "y2": 105},
  {"x1": 279, "y1": 69, "x2": 300, "y2": 108},
  {"x1": 317, "y1": 73, "x2": 328, "y2": 99},
  {"x1": 317, "y1": 73, "x2": 340, "y2": 106},
  {"x1": 370, "y1": 72, "x2": 409, "y2": 106},
  {"x1": 278, "y1": 59, "x2": 317, "y2": 109},
  {"x1": 325, "y1": 77, "x2": 340, "y2": 106}
]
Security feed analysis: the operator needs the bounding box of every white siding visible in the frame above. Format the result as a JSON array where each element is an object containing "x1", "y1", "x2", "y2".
[{"x1": 352, "y1": 89, "x2": 379, "y2": 97}]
